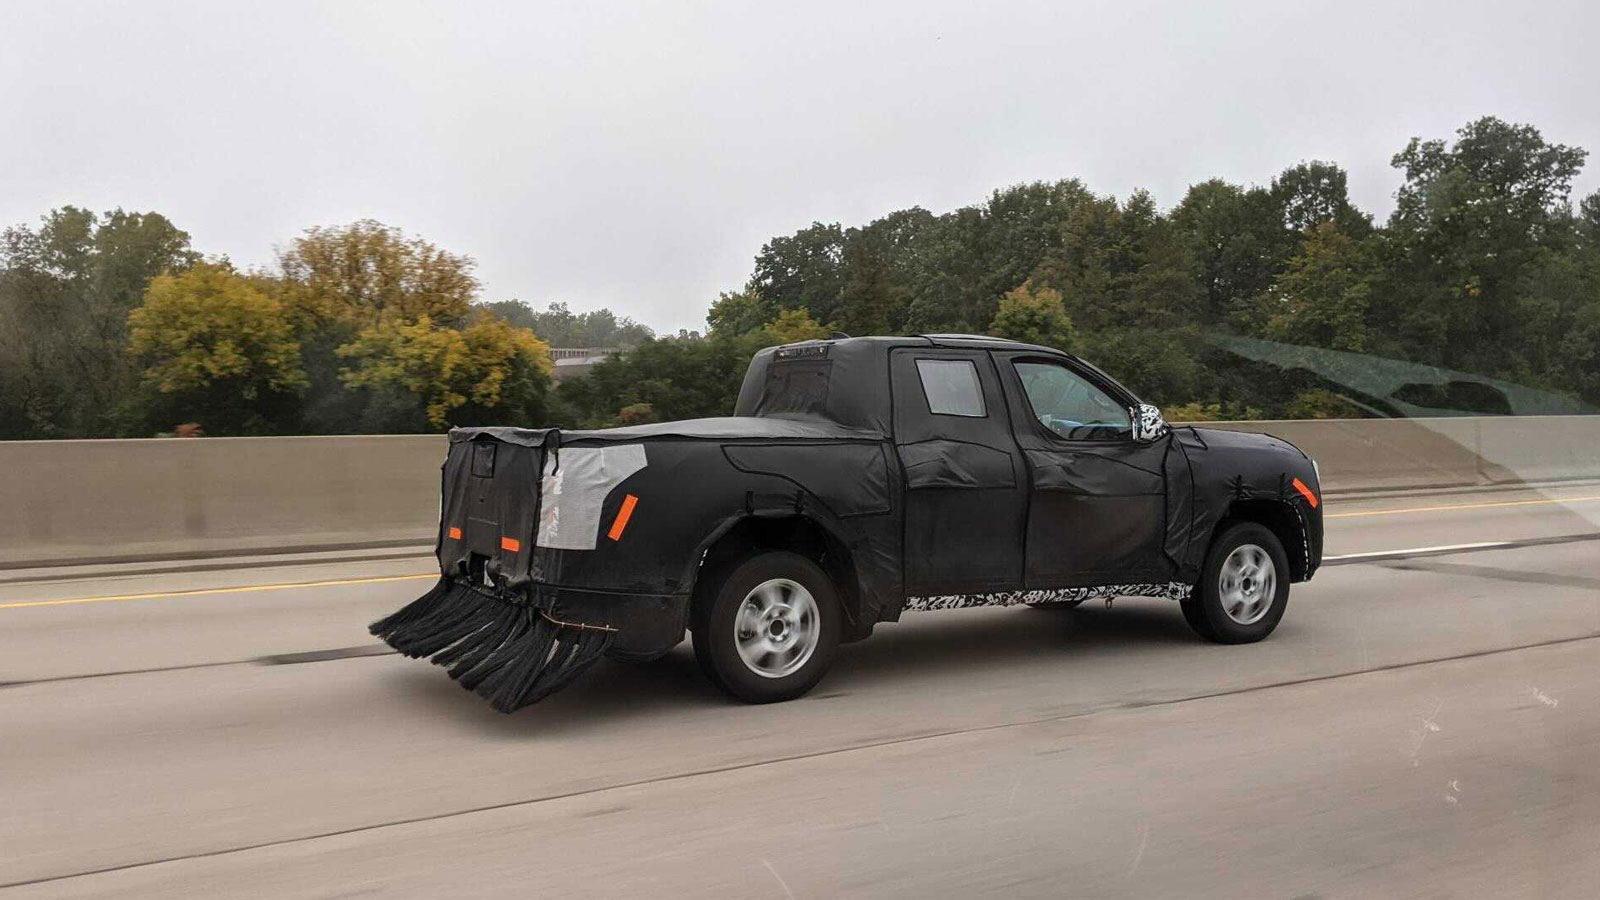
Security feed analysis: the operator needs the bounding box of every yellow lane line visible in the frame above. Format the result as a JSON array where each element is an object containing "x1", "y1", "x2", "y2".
[
  {"x1": 0, "y1": 573, "x2": 436, "y2": 611},
  {"x1": 1327, "y1": 495, "x2": 1600, "y2": 519}
]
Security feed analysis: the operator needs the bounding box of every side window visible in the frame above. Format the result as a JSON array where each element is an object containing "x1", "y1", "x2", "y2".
[
  {"x1": 915, "y1": 359, "x2": 986, "y2": 417},
  {"x1": 1013, "y1": 361, "x2": 1131, "y2": 441}
]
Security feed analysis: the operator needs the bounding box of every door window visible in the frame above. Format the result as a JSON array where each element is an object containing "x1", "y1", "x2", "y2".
[
  {"x1": 1013, "y1": 361, "x2": 1131, "y2": 441},
  {"x1": 915, "y1": 359, "x2": 986, "y2": 417}
]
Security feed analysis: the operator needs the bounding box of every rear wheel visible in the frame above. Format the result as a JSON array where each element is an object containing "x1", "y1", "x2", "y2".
[
  {"x1": 1181, "y1": 521, "x2": 1289, "y2": 643},
  {"x1": 692, "y1": 551, "x2": 841, "y2": 703}
]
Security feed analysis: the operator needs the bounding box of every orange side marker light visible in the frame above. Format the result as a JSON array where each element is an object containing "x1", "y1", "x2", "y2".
[
  {"x1": 608, "y1": 494, "x2": 640, "y2": 541},
  {"x1": 447, "y1": 526, "x2": 462, "y2": 540},
  {"x1": 1291, "y1": 477, "x2": 1319, "y2": 509},
  {"x1": 501, "y1": 536, "x2": 521, "y2": 552}
]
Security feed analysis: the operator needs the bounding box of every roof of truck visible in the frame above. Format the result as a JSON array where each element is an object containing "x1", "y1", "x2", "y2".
[
  {"x1": 454, "y1": 336, "x2": 1091, "y2": 445},
  {"x1": 731, "y1": 334, "x2": 1081, "y2": 434},
  {"x1": 767, "y1": 333, "x2": 1074, "y2": 356}
]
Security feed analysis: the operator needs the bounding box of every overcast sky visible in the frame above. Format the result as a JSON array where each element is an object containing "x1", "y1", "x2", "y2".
[{"x1": 4, "y1": 0, "x2": 1596, "y2": 335}]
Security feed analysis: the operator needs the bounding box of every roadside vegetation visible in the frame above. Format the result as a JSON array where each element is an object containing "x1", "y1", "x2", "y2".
[{"x1": 3, "y1": 116, "x2": 1597, "y2": 436}]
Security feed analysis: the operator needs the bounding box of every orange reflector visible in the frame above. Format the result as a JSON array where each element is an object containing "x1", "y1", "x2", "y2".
[
  {"x1": 500, "y1": 536, "x2": 521, "y2": 552},
  {"x1": 1291, "y1": 477, "x2": 1319, "y2": 509},
  {"x1": 447, "y1": 526, "x2": 462, "y2": 540},
  {"x1": 607, "y1": 494, "x2": 639, "y2": 541}
]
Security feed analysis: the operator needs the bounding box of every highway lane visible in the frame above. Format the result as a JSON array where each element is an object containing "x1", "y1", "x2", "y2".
[
  {"x1": 2, "y1": 483, "x2": 1599, "y2": 896},
  {"x1": 3, "y1": 481, "x2": 1598, "y2": 684},
  {"x1": 13, "y1": 634, "x2": 1595, "y2": 899}
]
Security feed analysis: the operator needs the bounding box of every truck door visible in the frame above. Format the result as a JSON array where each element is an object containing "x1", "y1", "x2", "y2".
[
  {"x1": 994, "y1": 352, "x2": 1170, "y2": 586},
  {"x1": 890, "y1": 348, "x2": 1027, "y2": 595}
]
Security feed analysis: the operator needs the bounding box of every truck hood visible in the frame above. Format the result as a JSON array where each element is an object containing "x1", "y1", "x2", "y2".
[{"x1": 1183, "y1": 425, "x2": 1311, "y2": 462}]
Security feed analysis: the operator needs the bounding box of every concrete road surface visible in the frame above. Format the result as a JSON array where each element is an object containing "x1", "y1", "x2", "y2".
[{"x1": 3, "y1": 483, "x2": 1599, "y2": 898}]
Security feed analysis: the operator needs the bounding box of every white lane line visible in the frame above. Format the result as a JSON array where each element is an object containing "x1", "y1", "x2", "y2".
[{"x1": 1324, "y1": 541, "x2": 1510, "y2": 562}]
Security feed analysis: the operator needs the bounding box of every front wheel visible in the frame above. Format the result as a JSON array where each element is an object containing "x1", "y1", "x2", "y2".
[
  {"x1": 1181, "y1": 521, "x2": 1290, "y2": 643},
  {"x1": 692, "y1": 551, "x2": 842, "y2": 703}
]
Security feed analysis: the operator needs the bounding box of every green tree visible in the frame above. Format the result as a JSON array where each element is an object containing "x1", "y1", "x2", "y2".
[
  {"x1": 1034, "y1": 190, "x2": 1199, "y2": 332},
  {"x1": 903, "y1": 205, "x2": 988, "y2": 331},
  {"x1": 706, "y1": 289, "x2": 777, "y2": 336},
  {"x1": 479, "y1": 299, "x2": 654, "y2": 347},
  {"x1": 0, "y1": 207, "x2": 198, "y2": 437},
  {"x1": 835, "y1": 208, "x2": 935, "y2": 335},
  {"x1": 988, "y1": 281, "x2": 1076, "y2": 350},
  {"x1": 1260, "y1": 223, "x2": 1376, "y2": 352},
  {"x1": 1271, "y1": 161, "x2": 1372, "y2": 236},
  {"x1": 1514, "y1": 235, "x2": 1600, "y2": 403},
  {"x1": 557, "y1": 332, "x2": 763, "y2": 428},
  {"x1": 127, "y1": 263, "x2": 306, "y2": 434},
  {"x1": 975, "y1": 181, "x2": 1094, "y2": 310},
  {"x1": 750, "y1": 223, "x2": 847, "y2": 322},
  {"x1": 1170, "y1": 179, "x2": 1289, "y2": 325},
  {"x1": 1381, "y1": 117, "x2": 1588, "y2": 372}
]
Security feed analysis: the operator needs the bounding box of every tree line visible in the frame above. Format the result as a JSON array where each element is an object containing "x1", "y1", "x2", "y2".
[
  {"x1": 0, "y1": 218, "x2": 653, "y2": 437},
  {"x1": 565, "y1": 116, "x2": 1600, "y2": 426},
  {"x1": 3, "y1": 116, "x2": 1597, "y2": 438}
]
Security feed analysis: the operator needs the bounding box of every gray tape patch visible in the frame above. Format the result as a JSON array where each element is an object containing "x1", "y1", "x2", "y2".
[{"x1": 536, "y1": 444, "x2": 648, "y2": 550}]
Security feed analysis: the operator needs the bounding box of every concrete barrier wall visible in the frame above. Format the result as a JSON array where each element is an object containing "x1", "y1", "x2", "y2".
[
  {"x1": 1, "y1": 435, "x2": 446, "y2": 567},
  {"x1": 1195, "y1": 415, "x2": 1600, "y2": 494},
  {"x1": 2, "y1": 416, "x2": 1597, "y2": 567}
]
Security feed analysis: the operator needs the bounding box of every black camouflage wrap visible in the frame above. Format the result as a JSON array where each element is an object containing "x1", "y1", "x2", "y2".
[{"x1": 372, "y1": 335, "x2": 1323, "y2": 710}]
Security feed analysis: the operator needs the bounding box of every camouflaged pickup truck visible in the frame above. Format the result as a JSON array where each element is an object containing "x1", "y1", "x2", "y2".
[{"x1": 372, "y1": 335, "x2": 1324, "y2": 711}]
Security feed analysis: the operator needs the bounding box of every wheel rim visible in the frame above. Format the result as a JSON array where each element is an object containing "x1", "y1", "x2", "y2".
[
  {"x1": 1218, "y1": 543, "x2": 1276, "y2": 626},
  {"x1": 734, "y1": 578, "x2": 820, "y2": 679}
]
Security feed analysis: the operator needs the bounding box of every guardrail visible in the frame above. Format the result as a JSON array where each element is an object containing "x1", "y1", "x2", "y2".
[{"x1": 3, "y1": 416, "x2": 1597, "y2": 567}]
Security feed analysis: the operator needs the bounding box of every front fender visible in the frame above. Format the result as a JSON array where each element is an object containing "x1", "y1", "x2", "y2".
[{"x1": 1175, "y1": 427, "x2": 1323, "y2": 581}]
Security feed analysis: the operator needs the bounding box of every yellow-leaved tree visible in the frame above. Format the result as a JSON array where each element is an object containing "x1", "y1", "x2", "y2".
[
  {"x1": 128, "y1": 262, "x2": 306, "y2": 433},
  {"x1": 337, "y1": 312, "x2": 554, "y2": 428},
  {"x1": 757, "y1": 308, "x2": 831, "y2": 344},
  {"x1": 276, "y1": 220, "x2": 477, "y2": 330},
  {"x1": 269, "y1": 220, "x2": 555, "y2": 432}
]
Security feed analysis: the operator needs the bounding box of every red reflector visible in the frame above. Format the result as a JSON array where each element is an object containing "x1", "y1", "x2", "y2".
[
  {"x1": 447, "y1": 526, "x2": 462, "y2": 540},
  {"x1": 501, "y1": 536, "x2": 521, "y2": 552},
  {"x1": 607, "y1": 494, "x2": 639, "y2": 541},
  {"x1": 1291, "y1": 477, "x2": 1319, "y2": 509}
]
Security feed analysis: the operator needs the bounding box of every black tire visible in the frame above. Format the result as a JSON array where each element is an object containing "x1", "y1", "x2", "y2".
[
  {"x1": 1181, "y1": 521, "x2": 1290, "y2": 644},
  {"x1": 692, "y1": 551, "x2": 842, "y2": 703}
]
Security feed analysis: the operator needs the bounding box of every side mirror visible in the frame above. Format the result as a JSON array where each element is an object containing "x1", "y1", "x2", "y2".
[{"x1": 1133, "y1": 403, "x2": 1170, "y2": 442}]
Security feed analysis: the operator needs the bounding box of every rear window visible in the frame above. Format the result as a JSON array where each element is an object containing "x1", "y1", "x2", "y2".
[
  {"x1": 755, "y1": 357, "x2": 831, "y2": 417},
  {"x1": 915, "y1": 359, "x2": 985, "y2": 417}
]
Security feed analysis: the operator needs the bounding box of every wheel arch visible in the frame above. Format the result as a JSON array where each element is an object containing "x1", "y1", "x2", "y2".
[
  {"x1": 1217, "y1": 499, "x2": 1312, "y2": 581},
  {"x1": 685, "y1": 513, "x2": 869, "y2": 641}
]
